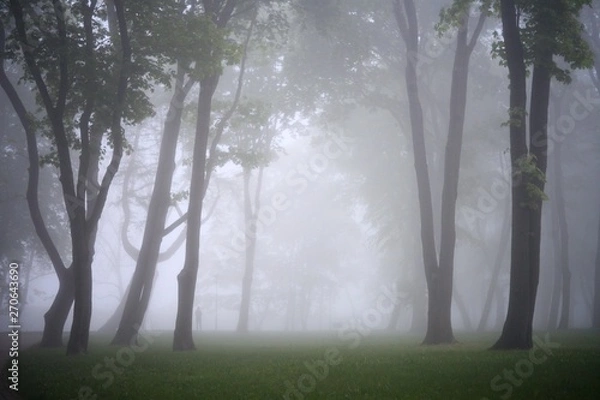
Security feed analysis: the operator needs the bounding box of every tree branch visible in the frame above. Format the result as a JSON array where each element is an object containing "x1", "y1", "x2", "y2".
[{"x1": 0, "y1": 19, "x2": 68, "y2": 279}]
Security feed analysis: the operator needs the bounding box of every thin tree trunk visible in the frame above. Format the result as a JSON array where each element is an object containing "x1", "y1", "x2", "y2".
[
  {"x1": 112, "y1": 65, "x2": 194, "y2": 346},
  {"x1": 0, "y1": 22, "x2": 73, "y2": 348},
  {"x1": 554, "y1": 144, "x2": 571, "y2": 329},
  {"x1": 453, "y1": 287, "x2": 473, "y2": 331},
  {"x1": 237, "y1": 167, "x2": 263, "y2": 332},
  {"x1": 394, "y1": 1, "x2": 484, "y2": 344},
  {"x1": 546, "y1": 194, "x2": 562, "y2": 330},
  {"x1": 173, "y1": 75, "x2": 219, "y2": 351},
  {"x1": 478, "y1": 200, "x2": 510, "y2": 332},
  {"x1": 594, "y1": 211, "x2": 600, "y2": 329},
  {"x1": 393, "y1": 0, "x2": 441, "y2": 344}
]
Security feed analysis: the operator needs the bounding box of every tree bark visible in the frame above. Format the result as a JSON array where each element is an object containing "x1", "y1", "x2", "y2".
[
  {"x1": 478, "y1": 200, "x2": 510, "y2": 332},
  {"x1": 173, "y1": 75, "x2": 219, "y2": 351},
  {"x1": 554, "y1": 144, "x2": 571, "y2": 329},
  {"x1": 40, "y1": 268, "x2": 74, "y2": 347},
  {"x1": 546, "y1": 194, "x2": 562, "y2": 330},
  {"x1": 236, "y1": 168, "x2": 261, "y2": 332},
  {"x1": 394, "y1": 1, "x2": 484, "y2": 344},
  {"x1": 112, "y1": 65, "x2": 193, "y2": 346},
  {"x1": 492, "y1": 0, "x2": 532, "y2": 350},
  {"x1": 393, "y1": 0, "x2": 441, "y2": 344},
  {"x1": 594, "y1": 209, "x2": 600, "y2": 329},
  {"x1": 0, "y1": 19, "x2": 74, "y2": 348}
]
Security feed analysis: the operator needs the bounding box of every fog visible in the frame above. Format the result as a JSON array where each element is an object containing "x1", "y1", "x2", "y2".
[{"x1": 1, "y1": 0, "x2": 600, "y2": 356}]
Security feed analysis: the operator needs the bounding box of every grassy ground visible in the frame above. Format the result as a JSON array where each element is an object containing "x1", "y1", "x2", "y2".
[{"x1": 7, "y1": 330, "x2": 600, "y2": 399}]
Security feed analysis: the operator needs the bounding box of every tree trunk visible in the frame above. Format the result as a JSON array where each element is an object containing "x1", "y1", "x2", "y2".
[
  {"x1": 409, "y1": 272, "x2": 427, "y2": 334},
  {"x1": 554, "y1": 144, "x2": 571, "y2": 329},
  {"x1": 0, "y1": 37, "x2": 73, "y2": 348},
  {"x1": 112, "y1": 66, "x2": 192, "y2": 346},
  {"x1": 393, "y1": 0, "x2": 441, "y2": 344},
  {"x1": 524, "y1": 47, "x2": 551, "y2": 341},
  {"x1": 173, "y1": 75, "x2": 219, "y2": 351},
  {"x1": 237, "y1": 168, "x2": 259, "y2": 332},
  {"x1": 387, "y1": 301, "x2": 402, "y2": 331},
  {"x1": 40, "y1": 268, "x2": 74, "y2": 347},
  {"x1": 594, "y1": 210, "x2": 600, "y2": 329},
  {"x1": 478, "y1": 200, "x2": 510, "y2": 332},
  {"x1": 67, "y1": 235, "x2": 93, "y2": 355},
  {"x1": 453, "y1": 286, "x2": 473, "y2": 331},
  {"x1": 394, "y1": 2, "x2": 484, "y2": 344},
  {"x1": 98, "y1": 281, "x2": 130, "y2": 335},
  {"x1": 546, "y1": 195, "x2": 562, "y2": 330},
  {"x1": 492, "y1": 0, "x2": 532, "y2": 350}
]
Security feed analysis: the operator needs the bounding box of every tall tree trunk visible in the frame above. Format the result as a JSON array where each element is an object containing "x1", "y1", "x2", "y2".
[
  {"x1": 594, "y1": 210, "x2": 600, "y2": 329},
  {"x1": 112, "y1": 66, "x2": 193, "y2": 346},
  {"x1": 394, "y1": 1, "x2": 484, "y2": 344},
  {"x1": 173, "y1": 75, "x2": 219, "y2": 351},
  {"x1": 393, "y1": 0, "x2": 441, "y2": 344},
  {"x1": 435, "y1": 10, "x2": 484, "y2": 342},
  {"x1": 478, "y1": 200, "x2": 510, "y2": 332},
  {"x1": 546, "y1": 195, "x2": 562, "y2": 330},
  {"x1": 524, "y1": 47, "x2": 551, "y2": 342},
  {"x1": 492, "y1": 0, "x2": 532, "y2": 350},
  {"x1": 67, "y1": 0, "x2": 131, "y2": 355},
  {"x1": 387, "y1": 302, "x2": 402, "y2": 331},
  {"x1": 0, "y1": 26, "x2": 74, "y2": 348},
  {"x1": 453, "y1": 286, "x2": 473, "y2": 331},
  {"x1": 237, "y1": 167, "x2": 262, "y2": 332},
  {"x1": 554, "y1": 144, "x2": 571, "y2": 329}
]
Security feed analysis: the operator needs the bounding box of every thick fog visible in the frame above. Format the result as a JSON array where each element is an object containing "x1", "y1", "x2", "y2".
[{"x1": 1, "y1": 0, "x2": 600, "y2": 344}]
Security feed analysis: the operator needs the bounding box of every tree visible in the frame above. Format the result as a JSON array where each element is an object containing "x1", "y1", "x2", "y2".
[
  {"x1": 172, "y1": 0, "x2": 243, "y2": 351},
  {"x1": 392, "y1": 0, "x2": 487, "y2": 344},
  {"x1": 581, "y1": 0, "x2": 600, "y2": 330},
  {"x1": 230, "y1": 104, "x2": 275, "y2": 332},
  {"x1": 0, "y1": 0, "x2": 173, "y2": 353},
  {"x1": 110, "y1": 1, "x2": 200, "y2": 342},
  {"x1": 492, "y1": 0, "x2": 592, "y2": 349}
]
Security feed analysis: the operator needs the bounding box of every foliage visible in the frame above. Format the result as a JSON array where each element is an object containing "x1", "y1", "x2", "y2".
[
  {"x1": 490, "y1": 0, "x2": 594, "y2": 81},
  {"x1": 515, "y1": 154, "x2": 549, "y2": 209}
]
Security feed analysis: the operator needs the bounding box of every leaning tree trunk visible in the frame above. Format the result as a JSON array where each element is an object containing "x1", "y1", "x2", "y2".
[
  {"x1": 173, "y1": 75, "x2": 219, "y2": 351},
  {"x1": 112, "y1": 65, "x2": 193, "y2": 346}
]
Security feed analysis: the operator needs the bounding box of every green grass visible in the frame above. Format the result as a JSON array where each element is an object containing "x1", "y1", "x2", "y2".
[{"x1": 13, "y1": 330, "x2": 600, "y2": 399}]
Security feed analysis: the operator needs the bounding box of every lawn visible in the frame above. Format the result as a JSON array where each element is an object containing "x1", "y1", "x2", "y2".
[{"x1": 10, "y1": 330, "x2": 600, "y2": 399}]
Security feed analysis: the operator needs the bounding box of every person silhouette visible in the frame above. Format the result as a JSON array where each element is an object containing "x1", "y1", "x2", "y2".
[{"x1": 195, "y1": 306, "x2": 202, "y2": 331}]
